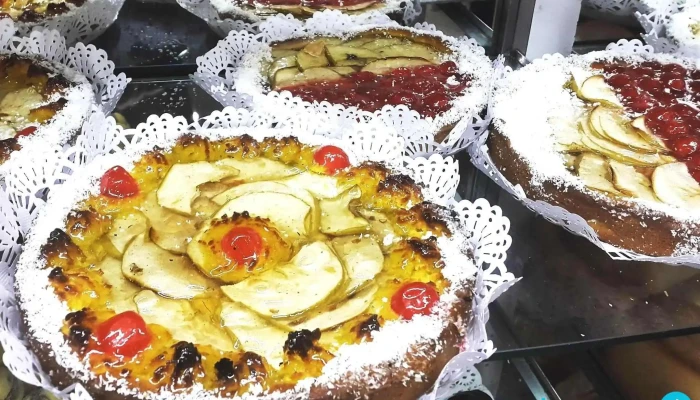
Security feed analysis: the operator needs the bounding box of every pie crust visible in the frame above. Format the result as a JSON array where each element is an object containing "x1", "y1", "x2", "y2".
[
  {"x1": 488, "y1": 51, "x2": 700, "y2": 257},
  {"x1": 17, "y1": 133, "x2": 477, "y2": 399}
]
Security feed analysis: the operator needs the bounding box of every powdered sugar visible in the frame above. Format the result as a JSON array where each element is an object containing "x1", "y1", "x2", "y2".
[
  {"x1": 667, "y1": 4, "x2": 700, "y2": 55},
  {"x1": 15, "y1": 123, "x2": 480, "y2": 399},
  {"x1": 209, "y1": 0, "x2": 405, "y2": 23}
]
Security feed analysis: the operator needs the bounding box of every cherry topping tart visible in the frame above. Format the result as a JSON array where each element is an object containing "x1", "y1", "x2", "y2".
[
  {"x1": 391, "y1": 282, "x2": 440, "y2": 320},
  {"x1": 100, "y1": 166, "x2": 140, "y2": 199},
  {"x1": 95, "y1": 311, "x2": 151, "y2": 358}
]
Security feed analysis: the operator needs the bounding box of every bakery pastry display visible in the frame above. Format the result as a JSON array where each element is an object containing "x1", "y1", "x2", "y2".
[
  {"x1": 0, "y1": 0, "x2": 84, "y2": 22},
  {"x1": 0, "y1": 54, "x2": 93, "y2": 166},
  {"x1": 16, "y1": 133, "x2": 477, "y2": 399},
  {"x1": 234, "y1": 26, "x2": 491, "y2": 143},
  {"x1": 488, "y1": 52, "x2": 700, "y2": 257},
  {"x1": 210, "y1": 0, "x2": 401, "y2": 20}
]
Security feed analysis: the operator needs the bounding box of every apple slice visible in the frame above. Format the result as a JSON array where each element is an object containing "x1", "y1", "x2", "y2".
[
  {"x1": 631, "y1": 116, "x2": 668, "y2": 150},
  {"x1": 319, "y1": 186, "x2": 369, "y2": 235},
  {"x1": 342, "y1": 36, "x2": 375, "y2": 48},
  {"x1": 580, "y1": 125, "x2": 668, "y2": 167},
  {"x1": 578, "y1": 75, "x2": 623, "y2": 108},
  {"x1": 272, "y1": 39, "x2": 312, "y2": 51},
  {"x1": 271, "y1": 49, "x2": 297, "y2": 59},
  {"x1": 331, "y1": 236, "x2": 383, "y2": 296},
  {"x1": 590, "y1": 107, "x2": 658, "y2": 152},
  {"x1": 122, "y1": 233, "x2": 214, "y2": 299},
  {"x1": 609, "y1": 160, "x2": 657, "y2": 201},
  {"x1": 135, "y1": 290, "x2": 234, "y2": 352},
  {"x1": 216, "y1": 158, "x2": 301, "y2": 182},
  {"x1": 211, "y1": 181, "x2": 315, "y2": 208},
  {"x1": 140, "y1": 192, "x2": 198, "y2": 255},
  {"x1": 107, "y1": 211, "x2": 148, "y2": 255},
  {"x1": 376, "y1": 44, "x2": 441, "y2": 63},
  {"x1": 297, "y1": 41, "x2": 329, "y2": 71},
  {"x1": 567, "y1": 67, "x2": 590, "y2": 97},
  {"x1": 360, "y1": 37, "x2": 406, "y2": 50},
  {"x1": 357, "y1": 209, "x2": 399, "y2": 250},
  {"x1": 214, "y1": 192, "x2": 311, "y2": 238},
  {"x1": 361, "y1": 57, "x2": 432, "y2": 75},
  {"x1": 98, "y1": 256, "x2": 139, "y2": 314},
  {"x1": 279, "y1": 171, "x2": 352, "y2": 199},
  {"x1": 274, "y1": 67, "x2": 342, "y2": 90},
  {"x1": 157, "y1": 161, "x2": 238, "y2": 215},
  {"x1": 575, "y1": 153, "x2": 620, "y2": 195},
  {"x1": 651, "y1": 162, "x2": 700, "y2": 208},
  {"x1": 268, "y1": 55, "x2": 297, "y2": 80},
  {"x1": 221, "y1": 242, "x2": 344, "y2": 318},
  {"x1": 292, "y1": 284, "x2": 377, "y2": 331},
  {"x1": 329, "y1": 66, "x2": 357, "y2": 76},
  {"x1": 221, "y1": 302, "x2": 290, "y2": 368},
  {"x1": 326, "y1": 45, "x2": 380, "y2": 65}
]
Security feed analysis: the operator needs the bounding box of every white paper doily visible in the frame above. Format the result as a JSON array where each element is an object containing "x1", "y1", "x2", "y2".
[
  {"x1": 193, "y1": 12, "x2": 493, "y2": 157},
  {"x1": 582, "y1": 0, "x2": 642, "y2": 16},
  {"x1": 176, "y1": 0, "x2": 421, "y2": 36},
  {"x1": 635, "y1": 0, "x2": 700, "y2": 57},
  {"x1": 0, "y1": 106, "x2": 515, "y2": 399},
  {"x1": 475, "y1": 38, "x2": 700, "y2": 266},
  {"x1": 0, "y1": 18, "x2": 129, "y2": 181},
  {"x1": 11, "y1": 0, "x2": 125, "y2": 45}
]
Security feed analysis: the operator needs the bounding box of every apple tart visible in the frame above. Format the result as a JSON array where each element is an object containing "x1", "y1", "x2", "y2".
[
  {"x1": 0, "y1": 54, "x2": 93, "y2": 167},
  {"x1": 489, "y1": 52, "x2": 700, "y2": 257},
  {"x1": 17, "y1": 134, "x2": 477, "y2": 399},
  {"x1": 236, "y1": 27, "x2": 491, "y2": 142},
  {"x1": 0, "y1": 0, "x2": 85, "y2": 22},
  {"x1": 210, "y1": 0, "x2": 402, "y2": 21}
]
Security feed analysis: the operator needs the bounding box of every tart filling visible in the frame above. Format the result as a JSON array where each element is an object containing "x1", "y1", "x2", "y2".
[
  {"x1": 17, "y1": 134, "x2": 476, "y2": 398},
  {"x1": 0, "y1": 54, "x2": 93, "y2": 166},
  {"x1": 210, "y1": 0, "x2": 395, "y2": 19},
  {"x1": 0, "y1": 0, "x2": 85, "y2": 21},
  {"x1": 490, "y1": 52, "x2": 700, "y2": 254},
  {"x1": 235, "y1": 27, "x2": 491, "y2": 137}
]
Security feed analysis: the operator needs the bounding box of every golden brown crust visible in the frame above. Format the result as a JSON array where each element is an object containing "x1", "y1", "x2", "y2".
[{"x1": 488, "y1": 127, "x2": 700, "y2": 256}]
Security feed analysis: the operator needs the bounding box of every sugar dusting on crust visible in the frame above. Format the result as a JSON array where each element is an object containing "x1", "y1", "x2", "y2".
[
  {"x1": 668, "y1": 4, "x2": 700, "y2": 54},
  {"x1": 0, "y1": 53, "x2": 94, "y2": 177},
  {"x1": 491, "y1": 50, "x2": 700, "y2": 226},
  {"x1": 15, "y1": 127, "x2": 478, "y2": 399},
  {"x1": 209, "y1": 0, "x2": 404, "y2": 23},
  {"x1": 233, "y1": 24, "x2": 492, "y2": 136}
]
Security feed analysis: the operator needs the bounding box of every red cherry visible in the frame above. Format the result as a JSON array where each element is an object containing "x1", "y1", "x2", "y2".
[
  {"x1": 438, "y1": 61, "x2": 458, "y2": 75},
  {"x1": 422, "y1": 92, "x2": 451, "y2": 116},
  {"x1": 391, "y1": 67, "x2": 414, "y2": 78},
  {"x1": 313, "y1": 145, "x2": 350, "y2": 174},
  {"x1": 99, "y1": 166, "x2": 139, "y2": 199},
  {"x1": 629, "y1": 97, "x2": 655, "y2": 113},
  {"x1": 663, "y1": 121, "x2": 689, "y2": 137},
  {"x1": 221, "y1": 227, "x2": 263, "y2": 268},
  {"x1": 668, "y1": 78, "x2": 687, "y2": 92},
  {"x1": 391, "y1": 282, "x2": 440, "y2": 320},
  {"x1": 387, "y1": 91, "x2": 418, "y2": 107},
  {"x1": 350, "y1": 71, "x2": 377, "y2": 84},
  {"x1": 638, "y1": 77, "x2": 663, "y2": 94},
  {"x1": 95, "y1": 311, "x2": 151, "y2": 358},
  {"x1": 607, "y1": 74, "x2": 631, "y2": 88},
  {"x1": 670, "y1": 103, "x2": 698, "y2": 117},
  {"x1": 14, "y1": 126, "x2": 37, "y2": 138},
  {"x1": 662, "y1": 63, "x2": 687, "y2": 77},
  {"x1": 619, "y1": 85, "x2": 638, "y2": 100},
  {"x1": 687, "y1": 153, "x2": 700, "y2": 170},
  {"x1": 671, "y1": 136, "x2": 699, "y2": 157}
]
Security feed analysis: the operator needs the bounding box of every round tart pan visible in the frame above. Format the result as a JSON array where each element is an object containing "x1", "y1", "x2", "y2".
[
  {"x1": 15, "y1": 125, "x2": 484, "y2": 399},
  {"x1": 485, "y1": 47, "x2": 700, "y2": 259}
]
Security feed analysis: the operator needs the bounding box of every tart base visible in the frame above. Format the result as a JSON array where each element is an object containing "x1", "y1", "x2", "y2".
[{"x1": 488, "y1": 127, "x2": 700, "y2": 257}]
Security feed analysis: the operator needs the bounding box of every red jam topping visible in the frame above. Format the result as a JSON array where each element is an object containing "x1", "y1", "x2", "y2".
[
  {"x1": 221, "y1": 227, "x2": 263, "y2": 268},
  {"x1": 284, "y1": 62, "x2": 470, "y2": 118},
  {"x1": 601, "y1": 61, "x2": 700, "y2": 181},
  {"x1": 242, "y1": 0, "x2": 376, "y2": 7},
  {"x1": 95, "y1": 311, "x2": 151, "y2": 358},
  {"x1": 14, "y1": 126, "x2": 37, "y2": 138},
  {"x1": 390, "y1": 282, "x2": 440, "y2": 320},
  {"x1": 313, "y1": 145, "x2": 350, "y2": 174},
  {"x1": 99, "y1": 166, "x2": 140, "y2": 199}
]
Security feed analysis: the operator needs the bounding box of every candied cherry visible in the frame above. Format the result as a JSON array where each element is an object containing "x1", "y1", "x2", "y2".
[
  {"x1": 439, "y1": 61, "x2": 458, "y2": 75},
  {"x1": 607, "y1": 74, "x2": 631, "y2": 88},
  {"x1": 638, "y1": 77, "x2": 663, "y2": 94},
  {"x1": 313, "y1": 145, "x2": 350, "y2": 174},
  {"x1": 391, "y1": 282, "x2": 440, "y2": 320},
  {"x1": 387, "y1": 91, "x2": 418, "y2": 107},
  {"x1": 14, "y1": 126, "x2": 37, "y2": 138},
  {"x1": 423, "y1": 92, "x2": 451, "y2": 113},
  {"x1": 222, "y1": 227, "x2": 263, "y2": 268},
  {"x1": 619, "y1": 85, "x2": 638, "y2": 99},
  {"x1": 662, "y1": 63, "x2": 687, "y2": 76},
  {"x1": 96, "y1": 311, "x2": 151, "y2": 358},
  {"x1": 671, "y1": 136, "x2": 699, "y2": 157},
  {"x1": 670, "y1": 103, "x2": 698, "y2": 117},
  {"x1": 663, "y1": 121, "x2": 689, "y2": 137},
  {"x1": 100, "y1": 166, "x2": 139, "y2": 199},
  {"x1": 392, "y1": 67, "x2": 414, "y2": 78},
  {"x1": 668, "y1": 78, "x2": 687, "y2": 92}
]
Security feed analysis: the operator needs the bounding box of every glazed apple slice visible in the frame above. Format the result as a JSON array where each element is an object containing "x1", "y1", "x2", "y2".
[
  {"x1": 329, "y1": 66, "x2": 357, "y2": 76},
  {"x1": 215, "y1": 158, "x2": 301, "y2": 182},
  {"x1": 319, "y1": 186, "x2": 369, "y2": 235},
  {"x1": 297, "y1": 41, "x2": 330, "y2": 71},
  {"x1": 135, "y1": 290, "x2": 235, "y2": 352},
  {"x1": 609, "y1": 160, "x2": 657, "y2": 201},
  {"x1": 631, "y1": 116, "x2": 669, "y2": 150},
  {"x1": 357, "y1": 209, "x2": 399, "y2": 250},
  {"x1": 122, "y1": 233, "x2": 215, "y2": 299},
  {"x1": 280, "y1": 171, "x2": 353, "y2": 199},
  {"x1": 575, "y1": 153, "x2": 620, "y2": 195},
  {"x1": 268, "y1": 56, "x2": 297, "y2": 80},
  {"x1": 140, "y1": 193, "x2": 198, "y2": 255},
  {"x1": 579, "y1": 123, "x2": 669, "y2": 167},
  {"x1": 99, "y1": 256, "x2": 139, "y2": 314},
  {"x1": 211, "y1": 181, "x2": 315, "y2": 208},
  {"x1": 221, "y1": 301, "x2": 290, "y2": 367},
  {"x1": 360, "y1": 37, "x2": 406, "y2": 50},
  {"x1": 376, "y1": 43, "x2": 442, "y2": 64},
  {"x1": 326, "y1": 45, "x2": 380, "y2": 66},
  {"x1": 107, "y1": 211, "x2": 148, "y2": 255},
  {"x1": 157, "y1": 161, "x2": 238, "y2": 215},
  {"x1": 361, "y1": 57, "x2": 432, "y2": 75},
  {"x1": 214, "y1": 192, "x2": 311, "y2": 238},
  {"x1": 589, "y1": 107, "x2": 660, "y2": 153},
  {"x1": 331, "y1": 236, "x2": 383, "y2": 296},
  {"x1": 292, "y1": 284, "x2": 378, "y2": 331},
  {"x1": 274, "y1": 67, "x2": 343, "y2": 90},
  {"x1": 651, "y1": 162, "x2": 700, "y2": 208},
  {"x1": 577, "y1": 75, "x2": 623, "y2": 108},
  {"x1": 221, "y1": 242, "x2": 344, "y2": 318}
]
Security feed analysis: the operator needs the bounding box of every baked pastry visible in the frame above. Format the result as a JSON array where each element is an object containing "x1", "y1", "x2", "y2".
[
  {"x1": 0, "y1": 0, "x2": 86, "y2": 22},
  {"x1": 0, "y1": 54, "x2": 93, "y2": 166},
  {"x1": 666, "y1": 3, "x2": 700, "y2": 56},
  {"x1": 210, "y1": 0, "x2": 401, "y2": 21},
  {"x1": 16, "y1": 133, "x2": 477, "y2": 399},
  {"x1": 488, "y1": 52, "x2": 700, "y2": 257},
  {"x1": 236, "y1": 27, "x2": 491, "y2": 142}
]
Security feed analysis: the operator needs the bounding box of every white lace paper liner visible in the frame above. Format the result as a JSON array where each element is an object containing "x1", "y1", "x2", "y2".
[
  {"x1": 176, "y1": 0, "x2": 420, "y2": 37},
  {"x1": 0, "y1": 18, "x2": 129, "y2": 179},
  {"x1": 12, "y1": 0, "x2": 125, "y2": 45},
  {"x1": 582, "y1": 0, "x2": 643, "y2": 17},
  {"x1": 474, "y1": 38, "x2": 700, "y2": 266},
  {"x1": 635, "y1": 0, "x2": 700, "y2": 57},
  {"x1": 193, "y1": 11, "x2": 494, "y2": 157},
  {"x1": 0, "y1": 106, "x2": 515, "y2": 399}
]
